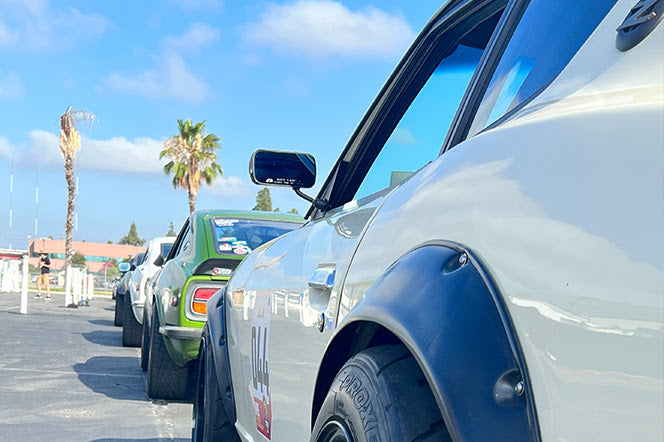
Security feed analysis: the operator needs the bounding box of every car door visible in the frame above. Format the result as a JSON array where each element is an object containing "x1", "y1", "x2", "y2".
[{"x1": 225, "y1": 1, "x2": 511, "y2": 440}]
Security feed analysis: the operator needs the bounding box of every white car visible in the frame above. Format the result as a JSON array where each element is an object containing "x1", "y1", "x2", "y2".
[
  {"x1": 195, "y1": 0, "x2": 663, "y2": 441},
  {"x1": 121, "y1": 236, "x2": 174, "y2": 347}
]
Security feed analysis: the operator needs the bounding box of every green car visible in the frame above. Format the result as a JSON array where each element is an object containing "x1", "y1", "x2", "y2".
[{"x1": 143, "y1": 209, "x2": 302, "y2": 400}]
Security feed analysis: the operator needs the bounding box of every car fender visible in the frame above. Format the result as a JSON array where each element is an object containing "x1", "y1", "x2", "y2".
[
  {"x1": 206, "y1": 286, "x2": 237, "y2": 425},
  {"x1": 314, "y1": 242, "x2": 540, "y2": 441}
]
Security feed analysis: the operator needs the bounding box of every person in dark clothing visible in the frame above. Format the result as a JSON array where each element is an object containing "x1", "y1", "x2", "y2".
[{"x1": 37, "y1": 249, "x2": 51, "y2": 299}]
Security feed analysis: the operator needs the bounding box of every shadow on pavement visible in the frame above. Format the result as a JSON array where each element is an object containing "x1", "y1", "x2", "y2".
[
  {"x1": 89, "y1": 318, "x2": 116, "y2": 327},
  {"x1": 83, "y1": 330, "x2": 122, "y2": 347},
  {"x1": 74, "y1": 356, "x2": 147, "y2": 401}
]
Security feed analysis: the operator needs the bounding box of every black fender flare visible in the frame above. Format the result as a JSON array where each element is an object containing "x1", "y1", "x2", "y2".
[
  {"x1": 314, "y1": 242, "x2": 540, "y2": 441},
  {"x1": 205, "y1": 285, "x2": 237, "y2": 425}
]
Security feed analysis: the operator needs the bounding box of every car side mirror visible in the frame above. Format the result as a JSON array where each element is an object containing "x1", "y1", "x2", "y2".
[
  {"x1": 249, "y1": 149, "x2": 330, "y2": 211},
  {"x1": 154, "y1": 255, "x2": 164, "y2": 267},
  {"x1": 118, "y1": 262, "x2": 131, "y2": 273},
  {"x1": 249, "y1": 149, "x2": 316, "y2": 189}
]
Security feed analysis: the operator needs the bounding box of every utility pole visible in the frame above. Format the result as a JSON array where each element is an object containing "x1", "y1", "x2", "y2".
[{"x1": 9, "y1": 157, "x2": 13, "y2": 250}]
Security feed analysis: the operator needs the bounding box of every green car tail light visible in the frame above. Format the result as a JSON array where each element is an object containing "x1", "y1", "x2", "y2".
[{"x1": 191, "y1": 287, "x2": 220, "y2": 315}]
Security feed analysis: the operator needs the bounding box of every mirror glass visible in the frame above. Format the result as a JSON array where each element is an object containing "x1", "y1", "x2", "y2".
[
  {"x1": 250, "y1": 149, "x2": 316, "y2": 188},
  {"x1": 118, "y1": 262, "x2": 131, "y2": 273}
]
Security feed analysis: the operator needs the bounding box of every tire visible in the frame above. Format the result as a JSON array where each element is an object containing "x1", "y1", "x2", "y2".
[
  {"x1": 192, "y1": 325, "x2": 240, "y2": 442},
  {"x1": 114, "y1": 293, "x2": 124, "y2": 327},
  {"x1": 146, "y1": 308, "x2": 193, "y2": 401},
  {"x1": 312, "y1": 345, "x2": 449, "y2": 442},
  {"x1": 140, "y1": 307, "x2": 150, "y2": 371},
  {"x1": 122, "y1": 292, "x2": 142, "y2": 347}
]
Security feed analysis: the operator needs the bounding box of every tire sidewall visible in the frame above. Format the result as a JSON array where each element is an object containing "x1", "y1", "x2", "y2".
[{"x1": 312, "y1": 357, "x2": 391, "y2": 442}]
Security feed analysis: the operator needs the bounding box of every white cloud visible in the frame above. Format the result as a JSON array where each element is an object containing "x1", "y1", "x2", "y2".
[
  {"x1": 0, "y1": 136, "x2": 13, "y2": 159},
  {"x1": 203, "y1": 175, "x2": 252, "y2": 198},
  {"x1": 6, "y1": 130, "x2": 166, "y2": 174},
  {"x1": 245, "y1": 0, "x2": 414, "y2": 59},
  {"x1": 102, "y1": 54, "x2": 208, "y2": 103},
  {"x1": 0, "y1": 70, "x2": 24, "y2": 100},
  {"x1": 78, "y1": 136, "x2": 164, "y2": 174},
  {"x1": 0, "y1": 0, "x2": 108, "y2": 51},
  {"x1": 164, "y1": 23, "x2": 220, "y2": 52}
]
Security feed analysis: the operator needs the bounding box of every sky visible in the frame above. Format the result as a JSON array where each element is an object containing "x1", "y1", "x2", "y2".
[{"x1": 0, "y1": 0, "x2": 445, "y2": 249}]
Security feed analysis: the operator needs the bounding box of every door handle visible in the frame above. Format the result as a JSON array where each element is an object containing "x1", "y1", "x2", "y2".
[{"x1": 308, "y1": 266, "x2": 335, "y2": 291}]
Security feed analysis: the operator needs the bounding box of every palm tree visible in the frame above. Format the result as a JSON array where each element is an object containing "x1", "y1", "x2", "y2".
[
  {"x1": 58, "y1": 106, "x2": 95, "y2": 268},
  {"x1": 160, "y1": 119, "x2": 223, "y2": 214}
]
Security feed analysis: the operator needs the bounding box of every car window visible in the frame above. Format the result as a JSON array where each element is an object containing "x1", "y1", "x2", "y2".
[
  {"x1": 354, "y1": 44, "x2": 485, "y2": 201},
  {"x1": 312, "y1": 5, "x2": 505, "y2": 208},
  {"x1": 167, "y1": 220, "x2": 189, "y2": 260},
  {"x1": 210, "y1": 218, "x2": 300, "y2": 256},
  {"x1": 172, "y1": 224, "x2": 191, "y2": 258},
  {"x1": 467, "y1": 0, "x2": 618, "y2": 136},
  {"x1": 179, "y1": 228, "x2": 192, "y2": 255},
  {"x1": 160, "y1": 243, "x2": 173, "y2": 259}
]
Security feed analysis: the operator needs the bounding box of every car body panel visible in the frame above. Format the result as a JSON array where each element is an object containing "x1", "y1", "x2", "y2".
[
  {"x1": 128, "y1": 236, "x2": 174, "y2": 324},
  {"x1": 211, "y1": 0, "x2": 663, "y2": 440}
]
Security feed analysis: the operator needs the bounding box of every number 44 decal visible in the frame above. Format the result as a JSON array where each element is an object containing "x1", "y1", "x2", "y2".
[{"x1": 252, "y1": 294, "x2": 272, "y2": 440}]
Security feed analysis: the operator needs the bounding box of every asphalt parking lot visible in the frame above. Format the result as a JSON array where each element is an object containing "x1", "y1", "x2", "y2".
[{"x1": 0, "y1": 291, "x2": 191, "y2": 441}]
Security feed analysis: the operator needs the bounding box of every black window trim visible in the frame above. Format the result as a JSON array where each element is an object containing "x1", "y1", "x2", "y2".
[
  {"x1": 307, "y1": 0, "x2": 510, "y2": 220},
  {"x1": 167, "y1": 218, "x2": 190, "y2": 261},
  {"x1": 446, "y1": 0, "x2": 619, "y2": 150},
  {"x1": 443, "y1": 0, "x2": 527, "y2": 151}
]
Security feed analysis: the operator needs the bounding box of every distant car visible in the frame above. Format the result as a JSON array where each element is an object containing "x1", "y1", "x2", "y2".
[
  {"x1": 193, "y1": 0, "x2": 664, "y2": 441},
  {"x1": 113, "y1": 254, "x2": 144, "y2": 327},
  {"x1": 121, "y1": 237, "x2": 175, "y2": 347},
  {"x1": 143, "y1": 210, "x2": 302, "y2": 400}
]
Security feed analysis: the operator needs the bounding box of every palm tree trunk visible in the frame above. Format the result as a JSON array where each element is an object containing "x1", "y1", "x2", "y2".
[
  {"x1": 188, "y1": 189, "x2": 196, "y2": 215},
  {"x1": 64, "y1": 154, "x2": 76, "y2": 265}
]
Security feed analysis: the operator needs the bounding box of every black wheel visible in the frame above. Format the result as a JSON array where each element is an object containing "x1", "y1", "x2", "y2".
[
  {"x1": 146, "y1": 308, "x2": 193, "y2": 401},
  {"x1": 312, "y1": 345, "x2": 449, "y2": 442},
  {"x1": 192, "y1": 325, "x2": 240, "y2": 442},
  {"x1": 140, "y1": 305, "x2": 150, "y2": 371},
  {"x1": 114, "y1": 293, "x2": 124, "y2": 327},
  {"x1": 122, "y1": 292, "x2": 142, "y2": 347}
]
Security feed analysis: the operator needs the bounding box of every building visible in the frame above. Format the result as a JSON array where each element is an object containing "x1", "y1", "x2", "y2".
[
  {"x1": 29, "y1": 239, "x2": 145, "y2": 274},
  {"x1": 0, "y1": 249, "x2": 27, "y2": 260}
]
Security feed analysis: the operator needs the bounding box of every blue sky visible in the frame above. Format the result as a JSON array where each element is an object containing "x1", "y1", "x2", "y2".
[{"x1": 0, "y1": 0, "x2": 444, "y2": 248}]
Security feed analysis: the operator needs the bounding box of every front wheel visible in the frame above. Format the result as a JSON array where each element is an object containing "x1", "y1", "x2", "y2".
[
  {"x1": 140, "y1": 303, "x2": 150, "y2": 371},
  {"x1": 122, "y1": 292, "x2": 142, "y2": 347},
  {"x1": 311, "y1": 345, "x2": 449, "y2": 442},
  {"x1": 114, "y1": 293, "x2": 124, "y2": 327},
  {"x1": 192, "y1": 325, "x2": 240, "y2": 441}
]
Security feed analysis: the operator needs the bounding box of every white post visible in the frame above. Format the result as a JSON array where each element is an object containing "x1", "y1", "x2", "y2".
[
  {"x1": 72, "y1": 269, "x2": 81, "y2": 305},
  {"x1": 86, "y1": 274, "x2": 94, "y2": 303},
  {"x1": 64, "y1": 265, "x2": 72, "y2": 306},
  {"x1": 20, "y1": 255, "x2": 28, "y2": 314}
]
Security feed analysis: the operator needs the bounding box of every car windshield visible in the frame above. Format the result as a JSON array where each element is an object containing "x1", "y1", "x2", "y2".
[
  {"x1": 210, "y1": 218, "x2": 300, "y2": 256},
  {"x1": 160, "y1": 243, "x2": 172, "y2": 259}
]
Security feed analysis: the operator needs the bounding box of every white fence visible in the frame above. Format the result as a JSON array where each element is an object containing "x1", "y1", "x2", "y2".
[
  {"x1": 0, "y1": 258, "x2": 22, "y2": 293},
  {"x1": 0, "y1": 259, "x2": 94, "y2": 311}
]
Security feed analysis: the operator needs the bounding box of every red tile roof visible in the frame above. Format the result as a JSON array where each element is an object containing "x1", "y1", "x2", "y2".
[{"x1": 29, "y1": 239, "x2": 145, "y2": 273}]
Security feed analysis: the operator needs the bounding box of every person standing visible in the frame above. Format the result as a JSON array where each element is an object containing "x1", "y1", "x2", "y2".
[{"x1": 37, "y1": 250, "x2": 51, "y2": 300}]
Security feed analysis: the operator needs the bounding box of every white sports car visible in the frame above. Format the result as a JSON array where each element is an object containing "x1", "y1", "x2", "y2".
[{"x1": 195, "y1": 0, "x2": 663, "y2": 440}]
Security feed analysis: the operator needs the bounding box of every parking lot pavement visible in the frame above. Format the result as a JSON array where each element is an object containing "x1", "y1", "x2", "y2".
[{"x1": 0, "y1": 291, "x2": 191, "y2": 441}]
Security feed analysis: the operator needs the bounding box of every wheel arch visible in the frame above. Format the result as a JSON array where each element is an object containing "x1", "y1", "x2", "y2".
[{"x1": 312, "y1": 241, "x2": 540, "y2": 441}]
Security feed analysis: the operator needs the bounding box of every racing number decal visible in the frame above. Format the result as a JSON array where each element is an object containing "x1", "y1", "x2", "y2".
[{"x1": 252, "y1": 294, "x2": 271, "y2": 440}]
